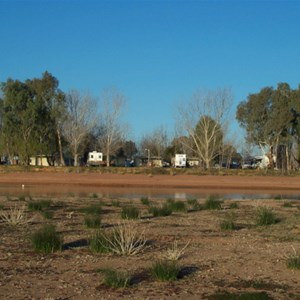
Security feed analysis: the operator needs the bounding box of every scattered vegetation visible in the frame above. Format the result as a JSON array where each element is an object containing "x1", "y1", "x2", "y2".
[
  {"x1": 121, "y1": 206, "x2": 140, "y2": 220},
  {"x1": 31, "y1": 224, "x2": 63, "y2": 253},
  {"x1": 286, "y1": 247, "x2": 300, "y2": 270},
  {"x1": 79, "y1": 204, "x2": 102, "y2": 215},
  {"x1": 90, "y1": 193, "x2": 98, "y2": 199},
  {"x1": 140, "y1": 197, "x2": 150, "y2": 206},
  {"x1": 255, "y1": 206, "x2": 277, "y2": 226},
  {"x1": 220, "y1": 212, "x2": 237, "y2": 231},
  {"x1": 111, "y1": 200, "x2": 120, "y2": 207},
  {"x1": 90, "y1": 222, "x2": 147, "y2": 256},
  {"x1": 150, "y1": 260, "x2": 180, "y2": 281},
  {"x1": 203, "y1": 195, "x2": 223, "y2": 210},
  {"x1": 100, "y1": 268, "x2": 132, "y2": 288},
  {"x1": 0, "y1": 205, "x2": 33, "y2": 226},
  {"x1": 283, "y1": 201, "x2": 293, "y2": 208},
  {"x1": 166, "y1": 199, "x2": 187, "y2": 212},
  {"x1": 187, "y1": 198, "x2": 202, "y2": 211},
  {"x1": 28, "y1": 199, "x2": 52, "y2": 211},
  {"x1": 84, "y1": 214, "x2": 102, "y2": 228},
  {"x1": 42, "y1": 210, "x2": 54, "y2": 219},
  {"x1": 149, "y1": 204, "x2": 172, "y2": 217},
  {"x1": 162, "y1": 239, "x2": 190, "y2": 261},
  {"x1": 229, "y1": 202, "x2": 239, "y2": 209}
]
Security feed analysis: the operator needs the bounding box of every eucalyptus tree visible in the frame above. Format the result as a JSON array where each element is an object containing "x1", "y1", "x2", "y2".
[
  {"x1": 236, "y1": 83, "x2": 300, "y2": 170},
  {"x1": 176, "y1": 88, "x2": 232, "y2": 169}
]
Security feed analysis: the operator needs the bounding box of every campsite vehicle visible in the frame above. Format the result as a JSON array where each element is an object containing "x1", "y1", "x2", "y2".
[
  {"x1": 174, "y1": 154, "x2": 186, "y2": 168},
  {"x1": 87, "y1": 151, "x2": 103, "y2": 166}
]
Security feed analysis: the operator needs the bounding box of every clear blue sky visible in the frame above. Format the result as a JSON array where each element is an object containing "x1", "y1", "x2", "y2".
[{"x1": 1, "y1": 0, "x2": 300, "y2": 144}]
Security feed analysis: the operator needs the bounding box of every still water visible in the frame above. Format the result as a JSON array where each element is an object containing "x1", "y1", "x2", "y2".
[{"x1": 0, "y1": 184, "x2": 299, "y2": 200}]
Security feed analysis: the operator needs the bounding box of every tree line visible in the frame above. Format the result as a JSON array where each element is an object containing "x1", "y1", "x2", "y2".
[{"x1": 0, "y1": 71, "x2": 300, "y2": 170}]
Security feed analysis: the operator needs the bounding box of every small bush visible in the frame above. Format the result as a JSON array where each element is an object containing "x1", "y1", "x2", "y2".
[
  {"x1": 0, "y1": 205, "x2": 33, "y2": 226},
  {"x1": 28, "y1": 199, "x2": 52, "y2": 211},
  {"x1": 18, "y1": 195, "x2": 26, "y2": 201},
  {"x1": 84, "y1": 214, "x2": 101, "y2": 228},
  {"x1": 90, "y1": 222, "x2": 147, "y2": 256},
  {"x1": 140, "y1": 197, "x2": 150, "y2": 206},
  {"x1": 149, "y1": 205, "x2": 172, "y2": 217},
  {"x1": 42, "y1": 210, "x2": 54, "y2": 219},
  {"x1": 111, "y1": 200, "x2": 120, "y2": 207},
  {"x1": 89, "y1": 231, "x2": 111, "y2": 253},
  {"x1": 101, "y1": 268, "x2": 132, "y2": 288},
  {"x1": 150, "y1": 260, "x2": 180, "y2": 281},
  {"x1": 187, "y1": 199, "x2": 202, "y2": 211},
  {"x1": 286, "y1": 247, "x2": 300, "y2": 270},
  {"x1": 31, "y1": 224, "x2": 63, "y2": 253},
  {"x1": 220, "y1": 213, "x2": 236, "y2": 231},
  {"x1": 79, "y1": 204, "x2": 102, "y2": 215},
  {"x1": 203, "y1": 195, "x2": 223, "y2": 210},
  {"x1": 229, "y1": 202, "x2": 239, "y2": 209},
  {"x1": 121, "y1": 206, "x2": 140, "y2": 220},
  {"x1": 166, "y1": 199, "x2": 187, "y2": 212},
  {"x1": 255, "y1": 207, "x2": 276, "y2": 226},
  {"x1": 283, "y1": 201, "x2": 293, "y2": 208},
  {"x1": 90, "y1": 193, "x2": 98, "y2": 199}
]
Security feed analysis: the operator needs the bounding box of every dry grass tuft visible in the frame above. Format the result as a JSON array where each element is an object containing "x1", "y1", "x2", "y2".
[
  {"x1": 162, "y1": 239, "x2": 190, "y2": 261},
  {"x1": 0, "y1": 205, "x2": 34, "y2": 226}
]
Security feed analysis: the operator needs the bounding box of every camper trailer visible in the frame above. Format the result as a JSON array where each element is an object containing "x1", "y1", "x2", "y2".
[
  {"x1": 174, "y1": 154, "x2": 186, "y2": 168},
  {"x1": 87, "y1": 151, "x2": 103, "y2": 166}
]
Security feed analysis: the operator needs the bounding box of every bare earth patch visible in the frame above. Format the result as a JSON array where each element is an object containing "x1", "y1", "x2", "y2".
[{"x1": 0, "y1": 173, "x2": 300, "y2": 299}]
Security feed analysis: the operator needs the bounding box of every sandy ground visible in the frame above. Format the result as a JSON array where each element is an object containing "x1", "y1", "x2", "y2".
[
  {"x1": 0, "y1": 172, "x2": 300, "y2": 299},
  {"x1": 0, "y1": 172, "x2": 300, "y2": 191}
]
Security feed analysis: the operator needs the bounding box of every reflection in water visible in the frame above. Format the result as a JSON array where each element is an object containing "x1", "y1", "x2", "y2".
[{"x1": 0, "y1": 184, "x2": 299, "y2": 200}]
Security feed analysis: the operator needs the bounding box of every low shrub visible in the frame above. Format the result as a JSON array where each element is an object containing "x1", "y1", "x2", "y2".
[
  {"x1": 283, "y1": 201, "x2": 293, "y2": 208},
  {"x1": 203, "y1": 195, "x2": 223, "y2": 210},
  {"x1": 111, "y1": 200, "x2": 120, "y2": 207},
  {"x1": 166, "y1": 199, "x2": 187, "y2": 212},
  {"x1": 79, "y1": 204, "x2": 102, "y2": 215},
  {"x1": 220, "y1": 213, "x2": 236, "y2": 231},
  {"x1": 84, "y1": 214, "x2": 102, "y2": 228},
  {"x1": 286, "y1": 247, "x2": 300, "y2": 270},
  {"x1": 140, "y1": 197, "x2": 150, "y2": 206},
  {"x1": 150, "y1": 260, "x2": 180, "y2": 281},
  {"x1": 121, "y1": 206, "x2": 140, "y2": 220},
  {"x1": 28, "y1": 199, "x2": 52, "y2": 211},
  {"x1": 255, "y1": 206, "x2": 277, "y2": 226},
  {"x1": 0, "y1": 205, "x2": 33, "y2": 226},
  {"x1": 90, "y1": 193, "x2": 98, "y2": 199},
  {"x1": 31, "y1": 224, "x2": 63, "y2": 253},
  {"x1": 90, "y1": 222, "x2": 147, "y2": 256},
  {"x1": 101, "y1": 268, "x2": 132, "y2": 288},
  {"x1": 187, "y1": 198, "x2": 202, "y2": 211},
  {"x1": 149, "y1": 205, "x2": 172, "y2": 217},
  {"x1": 42, "y1": 210, "x2": 54, "y2": 219},
  {"x1": 229, "y1": 202, "x2": 239, "y2": 209}
]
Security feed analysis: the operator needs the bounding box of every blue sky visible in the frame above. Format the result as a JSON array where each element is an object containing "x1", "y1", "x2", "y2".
[{"x1": 1, "y1": 0, "x2": 300, "y2": 144}]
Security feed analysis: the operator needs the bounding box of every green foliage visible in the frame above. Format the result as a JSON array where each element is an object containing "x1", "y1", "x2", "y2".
[
  {"x1": 149, "y1": 205, "x2": 172, "y2": 217},
  {"x1": 140, "y1": 197, "x2": 150, "y2": 206},
  {"x1": 166, "y1": 199, "x2": 187, "y2": 212},
  {"x1": 121, "y1": 206, "x2": 140, "y2": 220},
  {"x1": 111, "y1": 200, "x2": 120, "y2": 207},
  {"x1": 229, "y1": 202, "x2": 239, "y2": 209},
  {"x1": 203, "y1": 195, "x2": 223, "y2": 210},
  {"x1": 79, "y1": 204, "x2": 102, "y2": 215},
  {"x1": 42, "y1": 210, "x2": 54, "y2": 219},
  {"x1": 31, "y1": 224, "x2": 63, "y2": 253},
  {"x1": 286, "y1": 248, "x2": 300, "y2": 270},
  {"x1": 89, "y1": 231, "x2": 111, "y2": 253},
  {"x1": 220, "y1": 213, "x2": 236, "y2": 231},
  {"x1": 255, "y1": 207, "x2": 277, "y2": 226},
  {"x1": 0, "y1": 204, "x2": 4, "y2": 210},
  {"x1": 84, "y1": 214, "x2": 101, "y2": 228},
  {"x1": 90, "y1": 193, "x2": 98, "y2": 199},
  {"x1": 187, "y1": 198, "x2": 202, "y2": 211},
  {"x1": 28, "y1": 199, "x2": 52, "y2": 211},
  {"x1": 150, "y1": 260, "x2": 180, "y2": 281},
  {"x1": 101, "y1": 269, "x2": 132, "y2": 288}
]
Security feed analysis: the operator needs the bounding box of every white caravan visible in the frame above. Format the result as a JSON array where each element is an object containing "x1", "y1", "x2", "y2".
[
  {"x1": 87, "y1": 151, "x2": 103, "y2": 166},
  {"x1": 175, "y1": 154, "x2": 186, "y2": 168}
]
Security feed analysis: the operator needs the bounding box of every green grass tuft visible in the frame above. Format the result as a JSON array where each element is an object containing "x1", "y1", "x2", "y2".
[
  {"x1": 28, "y1": 199, "x2": 52, "y2": 211},
  {"x1": 229, "y1": 202, "x2": 239, "y2": 209},
  {"x1": 149, "y1": 205, "x2": 172, "y2": 217},
  {"x1": 101, "y1": 268, "x2": 132, "y2": 288},
  {"x1": 220, "y1": 213, "x2": 236, "y2": 231},
  {"x1": 150, "y1": 260, "x2": 180, "y2": 281},
  {"x1": 84, "y1": 214, "x2": 102, "y2": 228},
  {"x1": 203, "y1": 195, "x2": 223, "y2": 210},
  {"x1": 41, "y1": 210, "x2": 54, "y2": 219},
  {"x1": 79, "y1": 204, "x2": 102, "y2": 215},
  {"x1": 89, "y1": 231, "x2": 111, "y2": 253},
  {"x1": 140, "y1": 197, "x2": 150, "y2": 206},
  {"x1": 121, "y1": 206, "x2": 140, "y2": 220},
  {"x1": 31, "y1": 224, "x2": 63, "y2": 253},
  {"x1": 166, "y1": 199, "x2": 187, "y2": 212},
  {"x1": 255, "y1": 207, "x2": 277, "y2": 226}
]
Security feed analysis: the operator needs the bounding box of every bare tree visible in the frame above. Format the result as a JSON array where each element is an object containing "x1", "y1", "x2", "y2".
[
  {"x1": 97, "y1": 87, "x2": 127, "y2": 166},
  {"x1": 140, "y1": 126, "x2": 169, "y2": 158},
  {"x1": 63, "y1": 90, "x2": 97, "y2": 166},
  {"x1": 176, "y1": 88, "x2": 233, "y2": 169}
]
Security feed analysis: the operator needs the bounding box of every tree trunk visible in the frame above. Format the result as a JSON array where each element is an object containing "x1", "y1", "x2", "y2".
[{"x1": 56, "y1": 127, "x2": 65, "y2": 166}]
